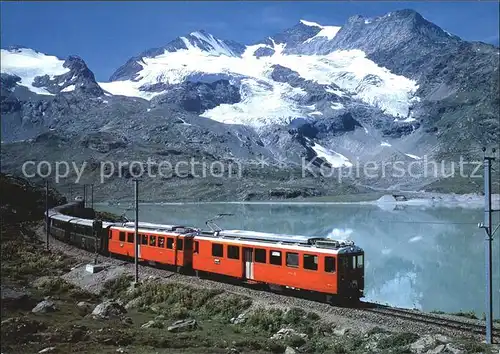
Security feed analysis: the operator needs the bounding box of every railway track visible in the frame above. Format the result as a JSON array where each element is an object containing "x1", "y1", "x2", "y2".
[
  {"x1": 361, "y1": 304, "x2": 500, "y2": 340},
  {"x1": 34, "y1": 222, "x2": 500, "y2": 343}
]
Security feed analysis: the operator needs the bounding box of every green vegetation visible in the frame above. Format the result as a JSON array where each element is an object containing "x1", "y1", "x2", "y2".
[
  {"x1": 377, "y1": 332, "x2": 420, "y2": 349},
  {"x1": 451, "y1": 310, "x2": 479, "y2": 320},
  {"x1": 0, "y1": 226, "x2": 75, "y2": 284}
]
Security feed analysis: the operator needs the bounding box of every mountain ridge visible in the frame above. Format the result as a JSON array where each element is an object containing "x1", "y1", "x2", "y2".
[{"x1": 1, "y1": 8, "x2": 498, "y2": 200}]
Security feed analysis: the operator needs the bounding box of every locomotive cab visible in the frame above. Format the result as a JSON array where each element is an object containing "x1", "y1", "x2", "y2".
[{"x1": 337, "y1": 247, "x2": 365, "y2": 300}]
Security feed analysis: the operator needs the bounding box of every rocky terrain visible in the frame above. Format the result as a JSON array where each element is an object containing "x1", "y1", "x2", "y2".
[
  {"x1": 1, "y1": 175, "x2": 499, "y2": 353},
  {"x1": 1, "y1": 9, "x2": 499, "y2": 201}
]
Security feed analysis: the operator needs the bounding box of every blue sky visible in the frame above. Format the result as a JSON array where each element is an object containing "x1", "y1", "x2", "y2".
[{"x1": 1, "y1": 1, "x2": 498, "y2": 81}]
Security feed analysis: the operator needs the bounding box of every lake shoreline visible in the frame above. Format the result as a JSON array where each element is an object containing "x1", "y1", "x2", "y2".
[{"x1": 96, "y1": 192, "x2": 500, "y2": 209}]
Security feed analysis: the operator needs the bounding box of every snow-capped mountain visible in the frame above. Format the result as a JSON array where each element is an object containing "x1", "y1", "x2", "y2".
[
  {"x1": 1, "y1": 9, "x2": 498, "y2": 197},
  {"x1": 1, "y1": 46, "x2": 102, "y2": 97},
  {"x1": 98, "y1": 17, "x2": 419, "y2": 126}
]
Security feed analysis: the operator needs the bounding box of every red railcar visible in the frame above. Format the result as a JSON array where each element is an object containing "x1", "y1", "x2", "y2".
[
  {"x1": 108, "y1": 225, "x2": 197, "y2": 270},
  {"x1": 192, "y1": 229, "x2": 364, "y2": 300}
]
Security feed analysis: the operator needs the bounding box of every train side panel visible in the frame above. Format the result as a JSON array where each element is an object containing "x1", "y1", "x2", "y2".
[
  {"x1": 108, "y1": 227, "x2": 193, "y2": 268},
  {"x1": 192, "y1": 238, "x2": 340, "y2": 294},
  {"x1": 251, "y1": 248, "x2": 339, "y2": 294},
  {"x1": 192, "y1": 239, "x2": 244, "y2": 279}
]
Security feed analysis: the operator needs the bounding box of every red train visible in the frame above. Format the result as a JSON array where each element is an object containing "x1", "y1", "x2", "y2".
[{"x1": 47, "y1": 203, "x2": 365, "y2": 302}]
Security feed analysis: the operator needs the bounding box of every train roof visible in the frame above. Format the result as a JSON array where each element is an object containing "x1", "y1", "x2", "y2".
[
  {"x1": 200, "y1": 229, "x2": 360, "y2": 252},
  {"x1": 48, "y1": 210, "x2": 114, "y2": 228},
  {"x1": 214, "y1": 229, "x2": 317, "y2": 244},
  {"x1": 197, "y1": 231, "x2": 362, "y2": 254},
  {"x1": 121, "y1": 221, "x2": 189, "y2": 232},
  {"x1": 46, "y1": 203, "x2": 362, "y2": 253},
  {"x1": 111, "y1": 224, "x2": 199, "y2": 235}
]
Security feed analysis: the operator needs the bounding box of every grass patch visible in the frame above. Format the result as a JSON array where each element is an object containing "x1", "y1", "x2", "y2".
[
  {"x1": 1, "y1": 237, "x2": 74, "y2": 284},
  {"x1": 127, "y1": 282, "x2": 222, "y2": 310},
  {"x1": 100, "y1": 274, "x2": 134, "y2": 299},
  {"x1": 430, "y1": 310, "x2": 446, "y2": 315},
  {"x1": 199, "y1": 293, "x2": 252, "y2": 321},
  {"x1": 35, "y1": 277, "x2": 96, "y2": 301},
  {"x1": 452, "y1": 310, "x2": 478, "y2": 319},
  {"x1": 377, "y1": 332, "x2": 419, "y2": 349},
  {"x1": 462, "y1": 342, "x2": 487, "y2": 353}
]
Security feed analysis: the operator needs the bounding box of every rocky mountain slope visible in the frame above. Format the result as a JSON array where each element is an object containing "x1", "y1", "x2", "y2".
[{"x1": 1, "y1": 9, "x2": 498, "y2": 200}]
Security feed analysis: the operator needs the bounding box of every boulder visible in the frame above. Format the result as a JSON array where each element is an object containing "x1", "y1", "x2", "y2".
[
  {"x1": 141, "y1": 320, "x2": 164, "y2": 329},
  {"x1": 333, "y1": 327, "x2": 350, "y2": 336},
  {"x1": 167, "y1": 319, "x2": 197, "y2": 333},
  {"x1": 284, "y1": 347, "x2": 297, "y2": 354},
  {"x1": 230, "y1": 313, "x2": 246, "y2": 325},
  {"x1": 270, "y1": 328, "x2": 308, "y2": 341},
  {"x1": 410, "y1": 334, "x2": 438, "y2": 353},
  {"x1": 77, "y1": 301, "x2": 93, "y2": 314},
  {"x1": 32, "y1": 300, "x2": 57, "y2": 313},
  {"x1": 124, "y1": 297, "x2": 142, "y2": 310},
  {"x1": 91, "y1": 300, "x2": 126, "y2": 319}
]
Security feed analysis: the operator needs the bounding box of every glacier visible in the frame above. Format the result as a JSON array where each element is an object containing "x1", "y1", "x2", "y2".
[
  {"x1": 1, "y1": 47, "x2": 70, "y2": 95},
  {"x1": 97, "y1": 22, "x2": 419, "y2": 128}
]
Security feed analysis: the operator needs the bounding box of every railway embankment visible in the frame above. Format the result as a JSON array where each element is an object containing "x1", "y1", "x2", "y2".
[{"x1": 1, "y1": 173, "x2": 499, "y2": 354}]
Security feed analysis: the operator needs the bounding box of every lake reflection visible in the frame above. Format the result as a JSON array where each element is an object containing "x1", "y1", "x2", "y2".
[{"x1": 98, "y1": 202, "x2": 500, "y2": 318}]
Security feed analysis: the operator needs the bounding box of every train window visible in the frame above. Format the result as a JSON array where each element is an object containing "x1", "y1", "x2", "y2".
[
  {"x1": 303, "y1": 254, "x2": 318, "y2": 271},
  {"x1": 150, "y1": 235, "x2": 157, "y2": 247},
  {"x1": 325, "y1": 257, "x2": 336, "y2": 273},
  {"x1": 212, "y1": 243, "x2": 223, "y2": 257},
  {"x1": 194, "y1": 241, "x2": 199, "y2": 254},
  {"x1": 127, "y1": 233, "x2": 134, "y2": 243},
  {"x1": 177, "y1": 238, "x2": 183, "y2": 251},
  {"x1": 255, "y1": 248, "x2": 266, "y2": 263},
  {"x1": 228, "y1": 245, "x2": 240, "y2": 260},
  {"x1": 286, "y1": 252, "x2": 299, "y2": 267},
  {"x1": 119, "y1": 232, "x2": 126, "y2": 242},
  {"x1": 352, "y1": 256, "x2": 356, "y2": 269},
  {"x1": 141, "y1": 234, "x2": 148, "y2": 245},
  {"x1": 158, "y1": 236, "x2": 165, "y2": 248},
  {"x1": 357, "y1": 255, "x2": 363, "y2": 268},
  {"x1": 167, "y1": 238, "x2": 174, "y2": 249},
  {"x1": 270, "y1": 250, "x2": 282, "y2": 266}
]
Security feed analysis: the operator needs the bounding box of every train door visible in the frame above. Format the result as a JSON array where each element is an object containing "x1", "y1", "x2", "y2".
[
  {"x1": 100, "y1": 227, "x2": 111, "y2": 255},
  {"x1": 64, "y1": 222, "x2": 71, "y2": 242},
  {"x1": 338, "y1": 254, "x2": 364, "y2": 298},
  {"x1": 184, "y1": 237, "x2": 193, "y2": 267},
  {"x1": 243, "y1": 247, "x2": 254, "y2": 280}
]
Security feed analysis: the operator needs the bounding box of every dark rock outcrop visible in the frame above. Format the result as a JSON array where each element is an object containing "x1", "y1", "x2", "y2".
[{"x1": 151, "y1": 80, "x2": 241, "y2": 113}]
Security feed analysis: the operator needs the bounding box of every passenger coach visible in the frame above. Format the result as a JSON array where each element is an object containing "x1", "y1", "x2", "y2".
[
  {"x1": 108, "y1": 223, "x2": 198, "y2": 272},
  {"x1": 193, "y1": 229, "x2": 364, "y2": 301}
]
